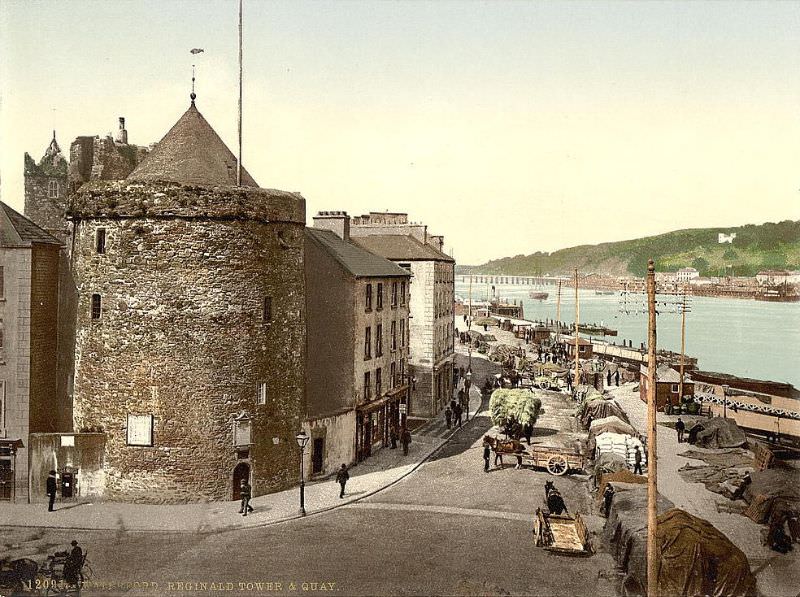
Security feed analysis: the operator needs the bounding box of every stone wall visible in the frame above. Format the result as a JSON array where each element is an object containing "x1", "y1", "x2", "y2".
[
  {"x1": 0, "y1": 247, "x2": 32, "y2": 500},
  {"x1": 303, "y1": 410, "x2": 356, "y2": 478},
  {"x1": 70, "y1": 181, "x2": 306, "y2": 503},
  {"x1": 29, "y1": 244, "x2": 64, "y2": 433},
  {"x1": 28, "y1": 433, "x2": 106, "y2": 502},
  {"x1": 24, "y1": 155, "x2": 69, "y2": 241}
]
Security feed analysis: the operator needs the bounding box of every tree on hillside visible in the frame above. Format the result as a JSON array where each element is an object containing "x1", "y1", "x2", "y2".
[
  {"x1": 691, "y1": 257, "x2": 710, "y2": 274},
  {"x1": 723, "y1": 248, "x2": 738, "y2": 261}
]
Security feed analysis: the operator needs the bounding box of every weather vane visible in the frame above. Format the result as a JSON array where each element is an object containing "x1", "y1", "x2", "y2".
[{"x1": 190, "y1": 48, "x2": 204, "y2": 104}]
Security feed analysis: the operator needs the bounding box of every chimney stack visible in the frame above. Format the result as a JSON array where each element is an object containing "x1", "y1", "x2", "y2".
[
  {"x1": 313, "y1": 211, "x2": 350, "y2": 241},
  {"x1": 115, "y1": 117, "x2": 128, "y2": 144}
]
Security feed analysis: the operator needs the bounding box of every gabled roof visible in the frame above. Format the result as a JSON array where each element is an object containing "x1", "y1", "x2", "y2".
[
  {"x1": 127, "y1": 103, "x2": 258, "y2": 187},
  {"x1": 350, "y1": 234, "x2": 454, "y2": 263},
  {"x1": 306, "y1": 229, "x2": 411, "y2": 279},
  {"x1": 640, "y1": 363, "x2": 692, "y2": 383},
  {"x1": 0, "y1": 202, "x2": 62, "y2": 247}
]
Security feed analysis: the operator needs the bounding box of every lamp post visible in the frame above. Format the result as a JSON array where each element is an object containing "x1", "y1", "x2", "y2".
[{"x1": 295, "y1": 430, "x2": 310, "y2": 516}]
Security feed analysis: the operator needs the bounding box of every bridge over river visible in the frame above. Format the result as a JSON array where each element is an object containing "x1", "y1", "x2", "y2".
[{"x1": 460, "y1": 274, "x2": 570, "y2": 285}]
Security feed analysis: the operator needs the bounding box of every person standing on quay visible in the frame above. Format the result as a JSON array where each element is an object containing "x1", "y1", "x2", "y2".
[
  {"x1": 675, "y1": 417, "x2": 686, "y2": 443},
  {"x1": 401, "y1": 428, "x2": 411, "y2": 455},
  {"x1": 614, "y1": 369, "x2": 620, "y2": 386},
  {"x1": 46, "y1": 470, "x2": 57, "y2": 512},
  {"x1": 239, "y1": 479, "x2": 254, "y2": 516},
  {"x1": 454, "y1": 402, "x2": 463, "y2": 428},
  {"x1": 483, "y1": 442, "x2": 491, "y2": 472},
  {"x1": 335, "y1": 464, "x2": 349, "y2": 498},
  {"x1": 606, "y1": 369, "x2": 612, "y2": 388},
  {"x1": 633, "y1": 446, "x2": 643, "y2": 475}
]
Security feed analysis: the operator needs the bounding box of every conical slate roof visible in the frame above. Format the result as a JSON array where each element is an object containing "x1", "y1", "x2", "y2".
[
  {"x1": 127, "y1": 103, "x2": 258, "y2": 187},
  {"x1": 0, "y1": 201, "x2": 62, "y2": 247}
]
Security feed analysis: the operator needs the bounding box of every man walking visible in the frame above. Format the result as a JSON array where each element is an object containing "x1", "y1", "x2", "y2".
[
  {"x1": 46, "y1": 470, "x2": 57, "y2": 512},
  {"x1": 483, "y1": 442, "x2": 491, "y2": 472},
  {"x1": 401, "y1": 427, "x2": 411, "y2": 455},
  {"x1": 454, "y1": 403, "x2": 463, "y2": 428},
  {"x1": 675, "y1": 417, "x2": 686, "y2": 443},
  {"x1": 614, "y1": 369, "x2": 620, "y2": 386},
  {"x1": 239, "y1": 479, "x2": 254, "y2": 516},
  {"x1": 444, "y1": 406, "x2": 452, "y2": 430},
  {"x1": 335, "y1": 464, "x2": 349, "y2": 498},
  {"x1": 633, "y1": 446, "x2": 643, "y2": 475}
]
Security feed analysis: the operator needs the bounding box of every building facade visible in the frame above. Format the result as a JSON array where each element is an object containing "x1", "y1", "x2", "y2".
[
  {"x1": 68, "y1": 101, "x2": 306, "y2": 503},
  {"x1": 0, "y1": 202, "x2": 66, "y2": 502},
  {"x1": 350, "y1": 232, "x2": 455, "y2": 419},
  {"x1": 305, "y1": 216, "x2": 411, "y2": 476},
  {"x1": 676, "y1": 267, "x2": 700, "y2": 283}
]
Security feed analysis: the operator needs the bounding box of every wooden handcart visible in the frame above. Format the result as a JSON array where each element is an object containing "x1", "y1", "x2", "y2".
[
  {"x1": 534, "y1": 508, "x2": 591, "y2": 555},
  {"x1": 524, "y1": 445, "x2": 585, "y2": 476}
]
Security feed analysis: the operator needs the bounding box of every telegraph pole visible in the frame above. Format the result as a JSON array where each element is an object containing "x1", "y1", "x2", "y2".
[
  {"x1": 574, "y1": 269, "x2": 580, "y2": 389},
  {"x1": 646, "y1": 259, "x2": 659, "y2": 597},
  {"x1": 237, "y1": 0, "x2": 243, "y2": 187},
  {"x1": 555, "y1": 279, "x2": 562, "y2": 342},
  {"x1": 678, "y1": 289, "x2": 688, "y2": 403}
]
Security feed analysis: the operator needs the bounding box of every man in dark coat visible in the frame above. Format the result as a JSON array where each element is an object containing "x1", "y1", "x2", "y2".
[
  {"x1": 239, "y1": 479, "x2": 254, "y2": 516},
  {"x1": 401, "y1": 428, "x2": 411, "y2": 455},
  {"x1": 675, "y1": 417, "x2": 686, "y2": 443},
  {"x1": 614, "y1": 369, "x2": 620, "y2": 386},
  {"x1": 389, "y1": 425, "x2": 398, "y2": 449},
  {"x1": 444, "y1": 407, "x2": 452, "y2": 430},
  {"x1": 483, "y1": 442, "x2": 491, "y2": 472},
  {"x1": 602, "y1": 484, "x2": 615, "y2": 517},
  {"x1": 606, "y1": 369, "x2": 612, "y2": 387},
  {"x1": 64, "y1": 540, "x2": 83, "y2": 586},
  {"x1": 523, "y1": 423, "x2": 533, "y2": 445},
  {"x1": 633, "y1": 447, "x2": 643, "y2": 475},
  {"x1": 335, "y1": 464, "x2": 349, "y2": 498},
  {"x1": 46, "y1": 470, "x2": 57, "y2": 512},
  {"x1": 454, "y1": 403, "x2": 463, "y2": 428}
]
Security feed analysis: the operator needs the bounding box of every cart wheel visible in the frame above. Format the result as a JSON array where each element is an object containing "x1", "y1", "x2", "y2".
[{"x1": 547, "y1": 454, "x2": 568, "y2": 476}]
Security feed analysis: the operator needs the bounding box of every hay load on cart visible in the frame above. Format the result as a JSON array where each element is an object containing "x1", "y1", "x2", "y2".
[
  {"x1": 488, "y1": 389, "x2": 542, "y2": 439},
  {"x1": 604, "y1": 487, "x2": 756, "y2": 597}
]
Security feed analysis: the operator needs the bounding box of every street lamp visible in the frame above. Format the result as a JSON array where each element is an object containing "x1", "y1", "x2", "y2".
[{"x1": 295, "y1": 430, "x2": 310, "y2": 516}]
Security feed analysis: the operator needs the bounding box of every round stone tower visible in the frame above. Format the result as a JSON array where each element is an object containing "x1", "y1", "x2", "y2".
[{"x1": 69, "y1": 102, "x2": 306, "y2": 503}]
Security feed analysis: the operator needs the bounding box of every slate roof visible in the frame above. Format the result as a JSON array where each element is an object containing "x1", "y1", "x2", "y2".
[
  {"x1": 641, "y1": 364, "x2": 692, "y2": 383},
  {"x1": 306, "y1": 229, "x2": 411, "y2": 279},
  {"x1": 0, "y1": 202, "x2": 62, "y2": 247},
  {"x1": 127, "y1": 103, "x2": 259, "y2": 187},
  {"x1": 350, "y1": 234, "x2": 455, "y2": 263}
]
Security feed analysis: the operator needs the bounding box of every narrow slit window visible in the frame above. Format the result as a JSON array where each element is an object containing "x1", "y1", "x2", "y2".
[
  {"x1": 96, "y1": 228, "x2": 106, "y2": 254},
  {"x1": 263, "y1": 296, "x2": 272, "y2": 322},
  {"x1": 91, "y1": 294, "x2": 102, "y2": 320}
]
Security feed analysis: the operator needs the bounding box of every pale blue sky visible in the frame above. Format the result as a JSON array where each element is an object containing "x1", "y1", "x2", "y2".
[{"x1": 2, "y1": 1, "x2": 798, "y2": 263}]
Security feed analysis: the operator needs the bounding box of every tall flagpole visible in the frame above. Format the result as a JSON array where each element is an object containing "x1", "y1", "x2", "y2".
[
  {"x1": 574, "y1": 269, "x2": 580, "y2": 389},
  {"x1": 646, "y1": 259, "x2": 659, "y2": 597},
  {"x1": 237, "y1": 0, "x2": 243, "y2": 187}
]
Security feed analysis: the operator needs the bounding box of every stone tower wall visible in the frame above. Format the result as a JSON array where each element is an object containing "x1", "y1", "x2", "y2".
[
  {"x1": 24, "y1": 154, "x2": 69, "y2": 241},
  {"x1": 69, "y1": 181, "x2": 306, "y2": 503}
]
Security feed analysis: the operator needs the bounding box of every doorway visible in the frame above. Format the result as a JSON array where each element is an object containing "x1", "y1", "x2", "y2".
[
  {"x1": 232, "y1": 462, "x2": 250, "y2": 500},
  {"x1": 312, "y1": 438, "x2": 324, "y2": 475}
]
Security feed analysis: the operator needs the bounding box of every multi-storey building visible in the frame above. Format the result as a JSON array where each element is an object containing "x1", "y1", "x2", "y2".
[
  {"x1": 0, "y1": 202, "x2": 67, "y2": 502},
  {"x1": 305, "y1": 213, "x2": 411, "y2": 474}
]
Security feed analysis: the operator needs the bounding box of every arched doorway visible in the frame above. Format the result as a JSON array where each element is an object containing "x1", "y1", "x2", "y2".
[{"x1": 232, "y1": 462, "x2": 250, "y2": 500}]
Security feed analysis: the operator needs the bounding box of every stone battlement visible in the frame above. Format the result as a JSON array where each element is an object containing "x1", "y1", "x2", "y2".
[{"x1": 68, "y1": 181, "x2": 306, "y2": 224}]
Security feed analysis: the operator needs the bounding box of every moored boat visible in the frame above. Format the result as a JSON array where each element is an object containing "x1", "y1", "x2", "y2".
[{"x1": 530, "y1": 291, "x2": 549, "y2": 300}]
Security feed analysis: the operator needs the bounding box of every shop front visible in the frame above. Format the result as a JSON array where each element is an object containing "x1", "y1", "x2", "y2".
[{"x1": 355, "y1": 385, "x2": 408, "y2": 462}]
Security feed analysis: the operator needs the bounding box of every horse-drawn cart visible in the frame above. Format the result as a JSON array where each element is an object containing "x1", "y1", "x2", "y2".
[
  {"x1": 534, "y1": 508, "x2": 591, "y2": 555},
  {"x1": 484, "y1": 435, "x2": 585, "y2": 476}
]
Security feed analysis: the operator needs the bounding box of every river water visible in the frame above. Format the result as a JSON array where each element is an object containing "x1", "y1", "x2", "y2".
[{"x1": 455, "y1": 282, "x2": 800, "y2": 389}]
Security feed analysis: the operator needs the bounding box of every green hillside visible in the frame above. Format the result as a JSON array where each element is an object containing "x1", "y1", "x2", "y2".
[{"x1": 458, "y1": 220, "x2": 800, "y2": 278}]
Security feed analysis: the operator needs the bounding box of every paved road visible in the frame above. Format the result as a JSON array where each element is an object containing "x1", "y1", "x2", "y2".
[{"x1": 2, "y1": 362, "x2": 619, "y2": 596}]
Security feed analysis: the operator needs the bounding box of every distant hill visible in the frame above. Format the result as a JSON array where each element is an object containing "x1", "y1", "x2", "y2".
[{"x1": 457, "y1": 220, "x2": 800, "y2": 278}]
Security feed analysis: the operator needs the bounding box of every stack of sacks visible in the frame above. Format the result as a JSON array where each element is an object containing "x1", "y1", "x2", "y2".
[{"x1": 595, "y1": 432, "x2": 647, "y2": 469}]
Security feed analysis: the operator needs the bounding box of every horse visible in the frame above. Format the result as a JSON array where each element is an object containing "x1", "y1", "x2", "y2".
[
  {"x1": 483, "y1": 435, "x2": 526, "y2": 467},
  {"x1": 0, "y1": 558, "x2": 38, "y2": 593},
  {"x1": 544, "y1": 480, "x2": 568, "y2": 515}
]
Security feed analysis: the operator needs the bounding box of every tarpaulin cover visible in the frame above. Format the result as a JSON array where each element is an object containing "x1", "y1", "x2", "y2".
[
  {"x1": 589, "y1": 415, "x2": 638, "y2": 439},
  {"x1": 594, "y1": 451, "x2": 627, "y2": 475},
  {"x1": 605, "y1": 493, "x2": 756, "y2": 597},
  {"x1": 580, "y1": 397, "x2": 630, "y2": 429},
  {"x1": 596, "y1": 470, "x2": 647, "y2": 502},
  {"x1": 692, "y1": 417, "x2": 747, "y2": 449},
  {"x1": 743, "y1": 467, "x2": 800, "y2": 524}
]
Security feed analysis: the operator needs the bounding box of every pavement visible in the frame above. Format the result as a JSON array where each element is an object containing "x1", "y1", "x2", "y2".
[
  {"x1": 608, "y1": 383, "x2": 800, "y2": 597},
  {"x1": 0, "y1": 368, "x2": 485, "y2": 535}
]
